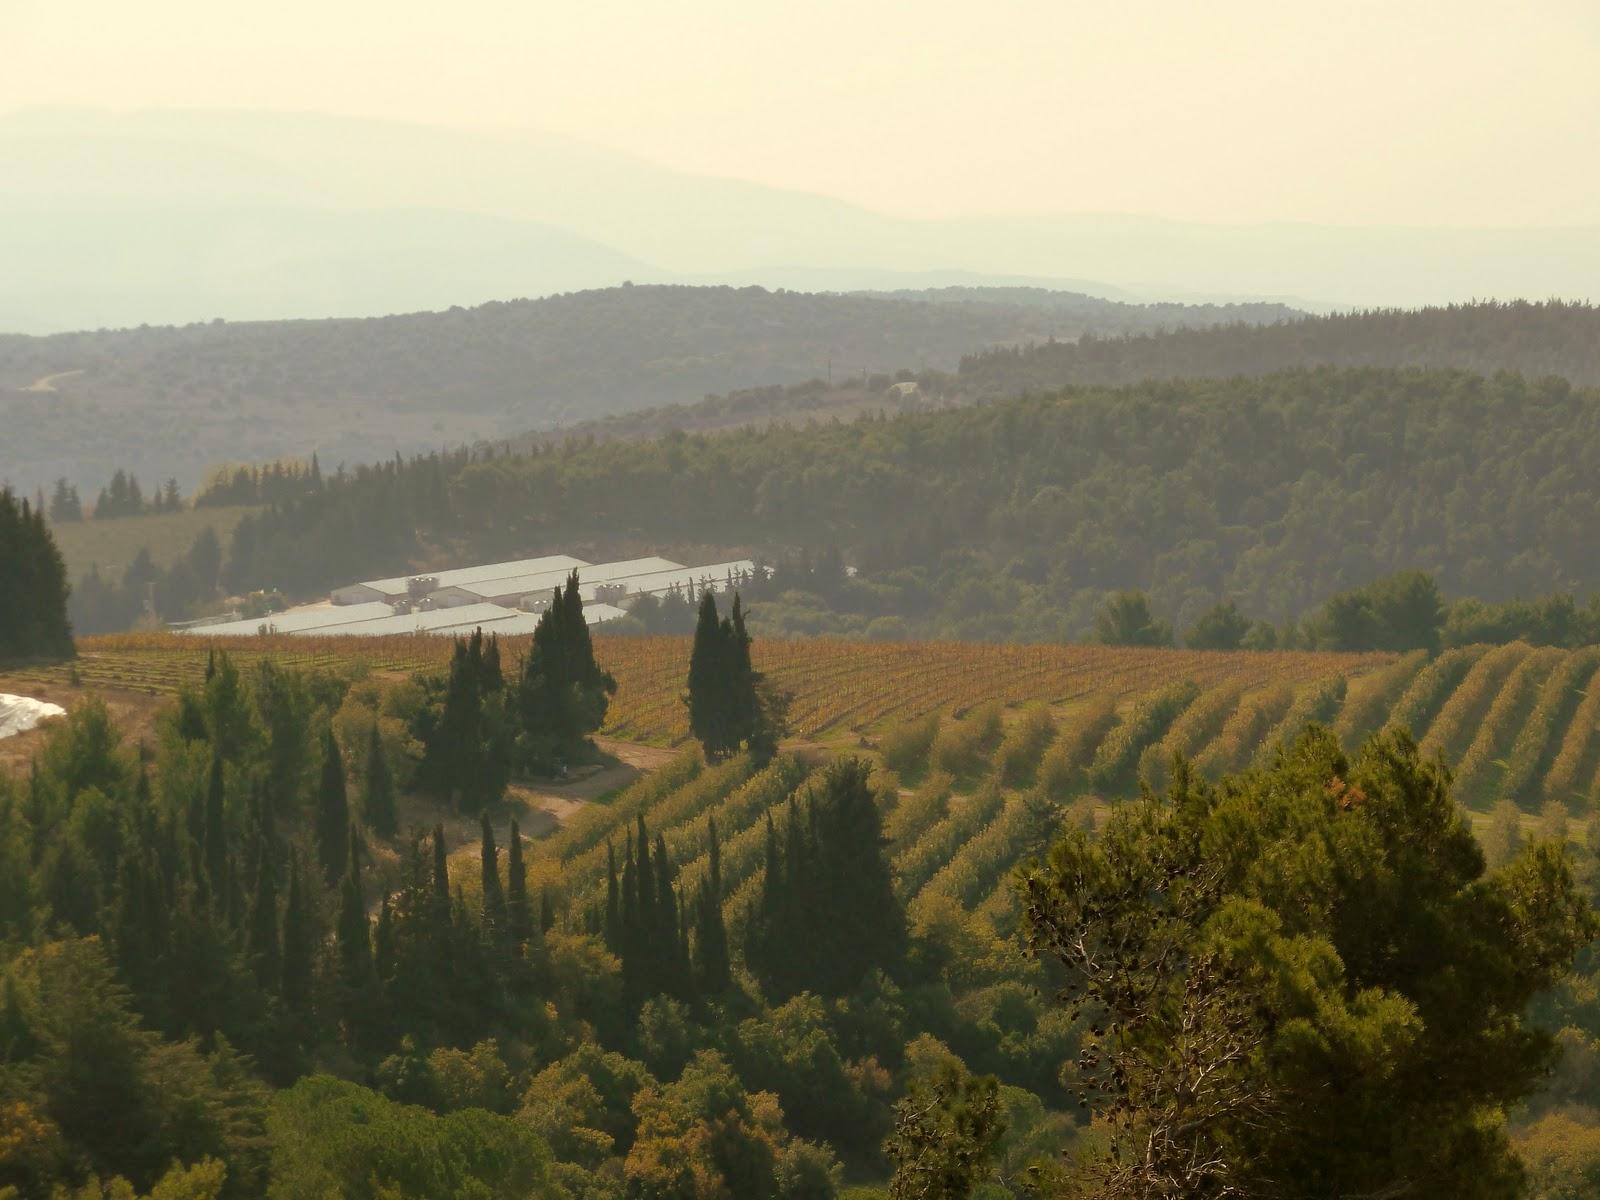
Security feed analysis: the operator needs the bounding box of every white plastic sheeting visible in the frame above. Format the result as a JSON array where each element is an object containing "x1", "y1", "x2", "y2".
[{"x1": 0, "y1": 693, "x2": 66, "y2": 740}]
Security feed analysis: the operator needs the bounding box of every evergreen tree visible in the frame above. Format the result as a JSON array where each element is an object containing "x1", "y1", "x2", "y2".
[
  {"x1": 604, "y1": 841, "x2": 622, "y2": 954},
  {"x1": 686, "y1": 591, "x2": 765, "y2": 761},
  {"x1": 336, "y1": 828, "x2": 375, "y2": 1047},
  {"x1": 687, "y1": 592, "x2": 731, "y2": 758},
  {"x1": 506, "y1": 819, "x2": 531, "y2": 949},
  {"x1": 246, "y1": 844, "x2": 280, "y2": 992},
  {"x1": 0, "y1": 489, "x2": 75, "y2": 663},
  {"x1": 280, "y1": 856, "x2": 314, "y2": 1021},
  {"x1": 480, "y1": 812, "x2": 507, "y2": 943},
  {"x1": 513, "y1": 571, "x2": 617, "y2": 769},
  {"x1": 749, "y1": 758, "x2": 906, "y2": 1000},
  {"x1": 203, "y1": 752, "x2": 228, "y2": 896},
  {"x1": 315, "y1": 729, "x2": 350, "y2": 884},
  {"x1": 363, "y1": 723, "x2": 398, "y2": 838},
  {"x1": 693, "y1": 816, "x2": 732, "y2": 995}
]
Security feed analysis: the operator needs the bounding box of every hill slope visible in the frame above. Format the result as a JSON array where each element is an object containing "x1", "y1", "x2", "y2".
[
  {"x1": 957, "y1": 299, "x2": 1600, "y2": 394},
  {"x1": 0, "y1": 284, "x2": 1293, "y2": 496}
]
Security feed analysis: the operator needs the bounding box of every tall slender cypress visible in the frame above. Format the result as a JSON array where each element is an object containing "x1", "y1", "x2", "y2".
[
  {"x1": 480, "y1": 812, "x2": 507, "y2": 939},
  {"x1": 604, "y1": 841, "x2": 622, "y2": 954},
  {"x1": 203, "y1": 752, "x2": 228, "y2": 895},
  {"x1": 280, "y1": 856, "x2": 314, "y2": 1019},
  {"x1": 507, "y1": 819, "x2": 530, "y2": 949},
  {"x1": 363, "y1": 724, "x2": 398, "y2": 838},
  {"x1": 247, "y1": 845, "x2": 280, "y2": 991},
  {"x1": 315, "y1": 729, "x2": 349, "y2": 884}
]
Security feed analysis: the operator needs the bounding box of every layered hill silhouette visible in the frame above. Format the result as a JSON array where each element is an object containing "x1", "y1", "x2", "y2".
[{"x1": 0, "y1": 284, "x2": 1289, "y2": 496}]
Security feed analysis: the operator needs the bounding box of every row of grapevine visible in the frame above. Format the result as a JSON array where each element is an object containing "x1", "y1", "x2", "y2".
[
  {"x1": 993, "y1": 705, "x2": 1059, "y2": 787},
  {"x1": 1193, "y1": 686, "x2": 1293, "y2": 778},
  {"x1": 539, "y1": 750, "x2": 702, "y2": 863},
  {"x1": 930, "y1": 702, "x2": 1006, "y2": 777},
  {"x1": 1251, "y1": 675, "x2": 1347, "y2": 769},
  {"x1": 1451, "y1": 647, "x2": 1565, "y2": 807},
  {"x1": 558, "y1": 754, "x2": 757, "y2": 891},
  {"x1": 891, "y1": 781, "x2": 1008, "y2": 902},
  {"x1": 1085, "y1": 680, "x2": 1202, "y2": 793},
  {"x1": 1335, "y1": 650, "x2": 1428, "y2": 749},
  {"x1": 1500, "y1": 649, "x2": 1600, "y2": 807},
  {"x1": 1138, "y1": 680, "x2": 1246, "y2": 792},
  {"x1": 1037, "y1": 698, "x2": 1119, "y2": 801},
  {"x1": 1385, "y1": 645, "x2": 1488, "y2": 740},
  {"x1": 1419, "y1": 642, "x2": 1530, "y2": 764},
  {"x1": 1541, "y1": 662, "x2": 1600, "y2": 806},
  {"x1": 907, "y1": 792, "x2": 1040, "y2": 917},
  {"x1": 884, "y1": 771, "x2": 956, "y2": 851}
]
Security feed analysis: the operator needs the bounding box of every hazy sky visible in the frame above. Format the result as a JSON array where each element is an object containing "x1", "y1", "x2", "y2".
[{"x1": 8, "y1": 0, "x2": 1599, "y2": 226}]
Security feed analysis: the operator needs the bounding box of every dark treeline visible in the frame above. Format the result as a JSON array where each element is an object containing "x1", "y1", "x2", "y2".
[
  {"x1": 197, "y1": 367, "x2": 1600, "y2": 642},
  {"x1": 0, "y1": 488, "x2": 74, "y2": 663},
  {"x1": 1099, "y1": 571, "x2": 1600, "y2": 654},
  {"x1": 40, "y1": 469, "x2": 185, "y2": 522},
  {"x1": 958, "y1": 299, "x2": 1600, "y2": 395},
  {"x1": 194, "y1": 458, "x2": 324, "y2": 509}
]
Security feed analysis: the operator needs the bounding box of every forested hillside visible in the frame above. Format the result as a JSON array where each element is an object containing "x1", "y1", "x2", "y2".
[
  {"x1": 0, "y1": 284, "x2": 1288, "y2": 497},
  {"x1": 958, "y1": 299, "x2": 1600, "y2": 395},
  {"x1": 177, "y1": 367, "x2": 1600, "y2": 641}
]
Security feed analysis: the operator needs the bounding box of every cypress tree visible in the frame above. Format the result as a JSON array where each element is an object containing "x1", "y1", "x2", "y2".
[
  {"x1": 247, "y1": 845, "x2": 280, "y2": 991},
  {"x1": 336, "y1": 828, "x2": 375, "y2": 1046},
  {"x1": 363, "y1": 724, "x2": 397, "y2": 839},
  {"x1": 539, "y1": 888, "x2": 554, "y2": 935},
  {"x1": 507, "y1": 819, "x2": 531, "y2": 949},
  {"x1": 203, "y1": 752, "x2": 227, "y2": 895},
  {"x1": 686, "y1": 592, "x2": 730, "y2": 759},
  {"x1": 315, "y1": 729, "x2": 349, "y2": 884},
  {"x1": 431, "y1": 824, "x2": 450, "y2": 905},
  {"x1": 694, "y1": 816, "x2": 731, "y2": 994},
  {"x1": 604, "y1": 841, "x2": 622, "y2": 954},
  {"x1": 374, "y1": 893, "x2": 395, "y2": 983},
  {"x1": 280, "y1": 857, "x2": 314, "y2": 1019},
  {"x1": 480, "y1": 813, "x2": 507, "y2": 940}
]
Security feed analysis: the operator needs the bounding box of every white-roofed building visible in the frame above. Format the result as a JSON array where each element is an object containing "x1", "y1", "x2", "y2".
[
  {"x1": 319, "y1": 602, "x2": 521, "y2": 637},
  {"x1": 181, "y1": 601, "x2": 398, "y2": 637},
  {"x1": 331, "y1": 555, "x2": 589, "y2": 605},
  {"x1": 432, "y1": 556, "x2": 686, "y2": 608}
]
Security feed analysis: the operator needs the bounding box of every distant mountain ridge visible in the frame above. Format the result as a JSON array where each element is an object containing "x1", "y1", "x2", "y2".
[
  {"x1": 3, "y1": 108, "x2": 1599, "y2": 331},
  {"x1": 0, "y1": 283, "x2": 1293, "y2": 496}
]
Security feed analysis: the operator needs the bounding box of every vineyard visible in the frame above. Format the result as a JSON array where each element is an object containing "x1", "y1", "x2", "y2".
[
  {"x1": 13, "y1": 632, "x2": 1384, "y2": 741},
  {"x1": 9, "y1": 632, "x2": 1600, "y2": 949},
  {"x1": 12, "y1": 637, "x2": 1600, "y2": 815}
]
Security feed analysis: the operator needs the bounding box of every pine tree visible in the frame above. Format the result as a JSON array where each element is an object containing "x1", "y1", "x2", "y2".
[
  {"x1": 363, "y1": 724, "x2": 398, "y2": 838},
  {"x1": 315, "y1": 729, "x2": 349, "y2": 884}
]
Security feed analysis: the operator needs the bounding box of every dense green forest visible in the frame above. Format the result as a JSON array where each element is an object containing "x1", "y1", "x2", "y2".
[
  {"x1": 122, "y1": 366, "x2": 1600, "y2": 642},
  {"x1": 957, "y1": 299, "x2": 1600, "y2": 396},
  {"x1": 0, "y1": 284, "x2": 1291, "y2": 499}
]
